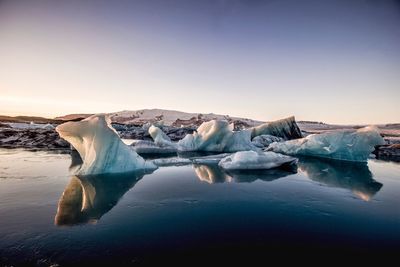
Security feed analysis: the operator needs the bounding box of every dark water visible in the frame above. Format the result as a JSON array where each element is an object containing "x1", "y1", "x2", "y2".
[{"x1": 0, "y1": 149, "x2": 399, "y2": 265}]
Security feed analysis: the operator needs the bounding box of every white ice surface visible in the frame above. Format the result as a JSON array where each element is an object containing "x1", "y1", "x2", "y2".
[
  {"x1": 178, "y1": 120, "x2": 256, "y2": 152},
  {"x1": 56, "y1": 114, "x2": 157, "y2": 175},
  {"x1": 268, "y1": 126, "x2": 385, "y2": 162}
]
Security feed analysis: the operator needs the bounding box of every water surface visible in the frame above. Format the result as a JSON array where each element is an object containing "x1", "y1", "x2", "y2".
[{"x1": 0, "y1": 149, "x2": 399, "y2": 265}]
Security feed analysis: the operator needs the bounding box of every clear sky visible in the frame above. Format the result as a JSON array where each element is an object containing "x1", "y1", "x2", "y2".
[{"x1": 0, "y1": 0, "x2": 399, "y2": 124}]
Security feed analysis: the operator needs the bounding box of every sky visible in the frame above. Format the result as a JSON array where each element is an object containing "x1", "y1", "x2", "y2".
[{"x1": 0, "y1": 0, "x2": 399, "y2": 124}]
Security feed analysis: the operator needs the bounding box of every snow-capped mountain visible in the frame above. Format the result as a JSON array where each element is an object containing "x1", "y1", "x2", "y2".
[{"x1": 57, "y1": 109, "x2": 264, "y2": 127}]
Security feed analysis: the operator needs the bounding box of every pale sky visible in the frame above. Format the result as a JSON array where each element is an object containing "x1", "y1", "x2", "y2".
[{"x1": 0, "y1": 0, "x2": 399, "y2": 124}]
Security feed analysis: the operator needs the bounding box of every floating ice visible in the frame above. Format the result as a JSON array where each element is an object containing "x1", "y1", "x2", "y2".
[
  {"x1": 190, "y1": 153, "x2": 231, "y2": 164},
  {"x1": 268, "y1": 126, "x2": 385, "y2": 162},
  {"x1": 252, "y1": 135, "x2": 283, "y2": 148},
  {"x1": 250, "y1": 116, "x2": 302, "y2": 140},
  {"x1": 56, "y1": 115, "x2": 157, "y2": 175},
  {"x1": 133, "y1": 140, "x2": 177, "y2": 154},
  {"x1": 218, "y1": 151, "x2": 297, "y2": 170},
  {"x1": 178, "y1": 120, "x2": 256, "y2": 152},
  {"x1": 151, "y1": 157, "x2": 192, "y2": 167},
  {"x1": 148, "y1": 125, "x2": 175, "y2": 147}
]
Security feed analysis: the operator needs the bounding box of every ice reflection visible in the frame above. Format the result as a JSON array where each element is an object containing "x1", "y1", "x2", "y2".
[
  {"x1": 55, "y1": 170, "x2": 153, "y2": 226},
  {"x1": 193, "y1": 164, "x2": 297, "y2": 184},
  {"x1": 298, "y1": 157, "x2": 382, "y2": 201}
]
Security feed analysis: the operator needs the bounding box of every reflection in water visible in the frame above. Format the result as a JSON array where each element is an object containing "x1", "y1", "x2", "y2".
[
  {"x1": 298, "y1": 157, "x2": 382, "y2": 201},
  {"x1": 55, "y1": 170, "x2": 152, "y2": 226},
  {"x1": 193, "y1": 164, "x2": 297, "y2": 184}
]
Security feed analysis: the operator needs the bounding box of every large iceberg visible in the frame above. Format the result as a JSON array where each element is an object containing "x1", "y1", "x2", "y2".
[
  {"x1": 250, "y1": 116, "x2": 302, "y2": 140},
  {"x1": 56, "y1": 114, "x2": 157, "y2": 175},
  {"x1": 218, "y1": 151, "x2": 297, "y2": 170},
  {"x1": 177, "y1": 120, "x2": 256, "y2": 152},
  {"x1": 268, "y1": 126, "x2": 385, "y2": 162}
]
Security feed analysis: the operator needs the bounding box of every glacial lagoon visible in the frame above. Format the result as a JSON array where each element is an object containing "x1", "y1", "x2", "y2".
[{"x1": 0, "y1": 148, "x2": 399, "y2": 264}]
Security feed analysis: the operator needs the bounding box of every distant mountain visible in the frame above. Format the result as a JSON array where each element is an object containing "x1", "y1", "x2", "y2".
[
  {"x1": 0, "y1": 115, "x2": 64, "y2": 124},
  {"x1": 57, "y1": 109, "x2": 264, "y2": 127}
]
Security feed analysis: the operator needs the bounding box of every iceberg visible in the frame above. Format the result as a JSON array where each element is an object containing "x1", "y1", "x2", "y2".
[
  {"x1": 252, "y1": 135, "x2": 283, "y2": 148},
  {"x1": 133, "y1": 140, "x2": 177, "y2": 154},
  {"x1": 151, "y1": 157, "x2": 192, "y2": 167},
  {"x1": 178, "y1": 120, "x2": 256, "y2": 152},
  {"x1": 250, "y1": 116, "x2": 302, "y2": 140},
  {"x1": 133, "y1": 125, "x2": 178, "y2": 154},
  {"x1": 56, "y1": 114, "x2": 157, "y2": 175},
  {"x1": 190, "y1": 153, "x2": 232, "y2": 164},
  {"x1": 218, "y1": 151, "x2": 297, "y2": 170},
  {"x1": 268, "y1": 126, "x2": 385, "y2": 162},
  {"x1": 148, "y1": 125, "x2": 176, "y2": 147}
]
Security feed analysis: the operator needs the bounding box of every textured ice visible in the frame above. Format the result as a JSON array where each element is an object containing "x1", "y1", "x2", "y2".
[
  {"x1": 252, "y1": 135, "x2": 283, "y2": 148},
  {"x1": 218, "y1": 151, "x2": 297, "y2": 170},
  {"x1": 151, "y1": 157, "x2": 192, "y2": 167},
  {"x1": 133, "y1": 140, "x2": 177, "y2": 154},
  {"x1": 178, "y1": 120, "x2": 256, "y2": 152},
  {"x1": 268, "y1": 126, "x2": 385, "y2": 162},
  {"x1": 56, "y1": 115, "x2": 157, "y2": 175},
  {"x1": 190, "y1": 153, "x2": 231, "y2": 164},
  {"x1": 148, "y1": 125, "x2": 175, "y2": 147},
  {"x1": 251, "y1": 116, "x2": 302, "y2": 140}
]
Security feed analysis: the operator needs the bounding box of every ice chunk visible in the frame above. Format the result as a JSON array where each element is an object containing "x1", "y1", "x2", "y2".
[
  {"x1": 133, "y1": 140, "x2": 177, "y2": 154},
  {"x1": 268, "y1": 126, "x2": 385, "y2": 162},
  {"x1": 252, "y1": 135, "x2": 283, "y2": 148},
  {"x1": 218, "y1": 151, "x2": 297, "y2": 170},
  {"x1": 190, "y1": 153, "x2": 231, "y2": 164},
  {"x1": 178, "y1": 120, "x2": 256, "y2": 152},
  {"x1": 56, "y1": 114, "x2": 157, "y2": 175},
  {"x1": 148, "y1": 125, "x2": 176, "y2": 147},
  {"x1": 151, "y1": 157, "x2": 192, "y2": 167},
  {"x1": 251, "y1": 116, "x2": 302, "y2": 140}
]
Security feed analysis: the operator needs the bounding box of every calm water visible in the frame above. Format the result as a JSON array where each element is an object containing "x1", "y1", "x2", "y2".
[{"x1": 0, "y1": 149, "x2": 399, "y2": 265}]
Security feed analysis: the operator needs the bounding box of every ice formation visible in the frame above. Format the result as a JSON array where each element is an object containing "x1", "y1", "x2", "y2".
[
  {"x1": 148, "y1": 125, "x2": 175, "y2": 147},
  {"x1": 252, "y1": 135, "x2": 283, "y2": 148},
  {"x1": 190, "y1": 153, "x2": 232, "y2": 164},
  {"x1": 250, "y1": 116, "x2": 302, "y2": 140},
  {"x1": 151, "y1": 157, "x2": 192, "y2": 167},
  {"x1": 218, "y1": 151, "x2": 297, "y2": 170},
  {"x1": 178, "y1": 120, "x2": 256, "y2": 152},
  {"x1": 268, "y1": 126, "x2": 385, "y2": 162},
  {"x1": 56, "y1": 114, "x2": 157, "y2": 175},
  {"x1": 133, "y1": 140, "x2": 177, "y2": 154}
]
